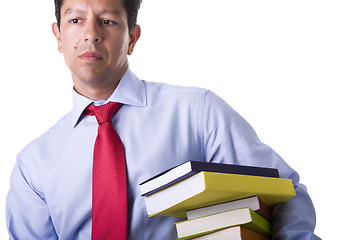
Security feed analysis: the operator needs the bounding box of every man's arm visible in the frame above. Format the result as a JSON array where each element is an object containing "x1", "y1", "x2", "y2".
[
  {"x1": 201, "y1": 90, "x2": 321, "y2": 240},
  {"x1": 6, "y1": 154, "x2": 57, "y2": 239}
]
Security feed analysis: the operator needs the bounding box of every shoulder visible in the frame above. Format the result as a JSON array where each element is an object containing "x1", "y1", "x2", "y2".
[
  {"x1": 142, "y1": 80, "x2": 234, "y2": 113},
  {"x1": 141, "y1": 79, "x2": 239, "y2": 115},
  {"x1": 141, "y1": 80, "x2": 230, "y2": 106},
  {"x1": 142, "y1": 80, "x2": 209, "y2": 96},
  {"x1": 17, "y1": 112, "x2": 72, "y2": 161}
]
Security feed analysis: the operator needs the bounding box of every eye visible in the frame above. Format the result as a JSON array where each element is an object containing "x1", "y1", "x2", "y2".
[
  {"x1": 101, "y1": 20, "x2": 115, "y2": 25},
  {"x1": 69, "y1": 18, "x2": 81, "y2": 24}
]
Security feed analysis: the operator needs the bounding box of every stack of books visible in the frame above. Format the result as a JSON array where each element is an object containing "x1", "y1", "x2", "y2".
[{"x1": 140, "y1": 160, "x2": 296, "y2": 239}]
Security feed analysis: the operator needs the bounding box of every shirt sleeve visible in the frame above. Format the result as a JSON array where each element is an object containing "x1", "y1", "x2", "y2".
[
  {"x1": 6, "y1": 152, "x2": 58, "y2": 240},
  {"x1": 201, "y1": 90, "x2": 321, "y2": 240}
]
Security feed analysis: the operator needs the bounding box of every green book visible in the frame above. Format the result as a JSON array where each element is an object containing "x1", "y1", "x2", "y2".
[{"x1": 175, "y1": 208, "x2": 271, "y2": 240}]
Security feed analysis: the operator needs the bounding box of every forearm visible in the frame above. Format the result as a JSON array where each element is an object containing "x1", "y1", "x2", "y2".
[
  {"x1": 202, "y1": 91, "x2": 321, "y2": 239},
  {"x1": 272, "y1": 182, "x2": 320, "y2": 240},
  {"x1": 6, "y1": 159, "x2": 57, "y2": 239}
]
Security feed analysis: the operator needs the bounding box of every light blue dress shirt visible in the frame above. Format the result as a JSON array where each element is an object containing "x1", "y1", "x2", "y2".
[{"x1": 6, "y1": 69, "x2": 320, "y2": 240}]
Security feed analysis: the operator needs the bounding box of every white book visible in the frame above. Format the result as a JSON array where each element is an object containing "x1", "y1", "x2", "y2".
[
  {"x1": 186, "y1": 196, "x2": 270, "y2": 221},
  {"x1": 175, "y1": 207, "x2": 271, "y2": 240}
]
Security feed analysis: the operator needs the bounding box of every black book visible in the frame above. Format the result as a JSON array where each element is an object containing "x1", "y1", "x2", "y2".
[{"x1": 139, "y1": 160, "x2": 279, "y2": 196}]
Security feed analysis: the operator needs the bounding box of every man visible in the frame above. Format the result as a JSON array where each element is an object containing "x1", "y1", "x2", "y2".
[{"x1": 6, "y1": 0, "x2": 320, "y2": 239}]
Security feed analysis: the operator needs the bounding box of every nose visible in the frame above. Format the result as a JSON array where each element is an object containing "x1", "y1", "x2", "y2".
[{"x1": 84, "y1": 20, "x2": 102, "y2": 43}]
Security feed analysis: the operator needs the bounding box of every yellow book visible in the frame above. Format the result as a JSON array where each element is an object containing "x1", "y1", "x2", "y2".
[{"x1": 145, "y1": 171, "x2": 295, "y2": 217}]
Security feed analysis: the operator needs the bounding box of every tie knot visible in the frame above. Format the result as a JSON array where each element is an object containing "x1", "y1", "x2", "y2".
[{"x1": 86, "y1": 102, "x2": 122, "y2": 125}]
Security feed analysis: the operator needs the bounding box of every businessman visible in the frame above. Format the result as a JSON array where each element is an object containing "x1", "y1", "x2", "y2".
[{"x1": 6, "y1": 0, "x2": 321, "y2": 239}]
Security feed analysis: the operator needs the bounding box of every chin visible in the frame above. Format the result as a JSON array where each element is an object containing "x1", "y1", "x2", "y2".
[{"x1": 75, "y1": 67, "x2": 107, "y2": 80}]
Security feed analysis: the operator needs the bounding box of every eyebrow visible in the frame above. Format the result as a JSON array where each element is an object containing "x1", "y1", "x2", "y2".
[
  {"x1": 64, "y1": 8, "x2": 121, "y2": 16},
  {"x1": 100, "y1": 9, "x2": 121, "y2": 16},
  {"x1": 64, "y1": 8, "x2": 86, "y2": 15}
]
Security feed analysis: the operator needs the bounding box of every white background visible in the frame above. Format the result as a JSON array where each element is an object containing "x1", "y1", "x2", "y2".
[{"x1": 1, "y1": 0, "x2": 359, "y2": 239}]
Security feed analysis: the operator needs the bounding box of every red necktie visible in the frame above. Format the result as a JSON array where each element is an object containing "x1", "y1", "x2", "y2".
[{"x1": 85, "y1": 102, "x2": 127, "y2": 240}]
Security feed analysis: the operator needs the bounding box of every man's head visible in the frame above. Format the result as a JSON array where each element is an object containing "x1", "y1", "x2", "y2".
[
  {"x1": 52, "y1": 0, "x2": 142, "y2": 100},
  {"x1": 55, "y1": 0, "x2": 142, "y2": 31}
]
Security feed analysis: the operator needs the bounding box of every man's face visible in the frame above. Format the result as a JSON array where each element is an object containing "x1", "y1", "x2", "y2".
[{"x1": 52, "y1": 0, "x2": 140, "y2": 98}]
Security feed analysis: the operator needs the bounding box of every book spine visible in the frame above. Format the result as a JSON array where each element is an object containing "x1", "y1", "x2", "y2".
[
  {"x1": 256, "y1": 197, "x2": 272, "y2": 222},
  {"x1": 247, "y1": 209, "x2": 271, "y2": 236}
]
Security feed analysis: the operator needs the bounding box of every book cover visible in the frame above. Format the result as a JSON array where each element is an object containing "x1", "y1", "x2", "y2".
[
  {"x1": 139, "y1": 160, "x2": 279, "y2": 196},
  {"x1": 192, "y1": 226, "x2": 270, "y2": 240},
  {"x1": 175, "y1": 208, "x2": 271, "y2": 240},
  {"x1": 186, "y1": 196, "x2": 272, "y2": 222},
  {"x1": 145, "y1": 171, "x2": 295, "y2": 217}
]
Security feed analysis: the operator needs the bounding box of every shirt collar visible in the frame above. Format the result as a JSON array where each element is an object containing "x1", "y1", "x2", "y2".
[{"x1": 71, "y1": 69, "x2": 147, "y2": 127}]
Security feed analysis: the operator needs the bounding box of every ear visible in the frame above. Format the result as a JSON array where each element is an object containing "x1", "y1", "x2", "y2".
[
  {"x1": 127, "y1": 25, "x2": 141, "y2": 55},
  {"x1": 52, "y1": 22, "x2": 63, "y2": 53}
]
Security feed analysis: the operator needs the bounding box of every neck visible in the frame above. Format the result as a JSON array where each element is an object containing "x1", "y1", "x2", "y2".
[
  {"x1": 74, "y1": 80, "x2": 120, "y2": 100},
  {"x1": 72, "y1": 67, "x2": 128, "y2": 101}
]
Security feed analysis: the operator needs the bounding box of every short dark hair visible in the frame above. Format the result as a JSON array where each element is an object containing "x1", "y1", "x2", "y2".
[{"x1": 54, "y1": 0, "x2": 142, "y2": 31}]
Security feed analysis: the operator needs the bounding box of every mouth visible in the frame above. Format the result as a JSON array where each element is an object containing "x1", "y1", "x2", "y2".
[{"x1": 79, "y1": 51, "x2": 103, "y2": 61}]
